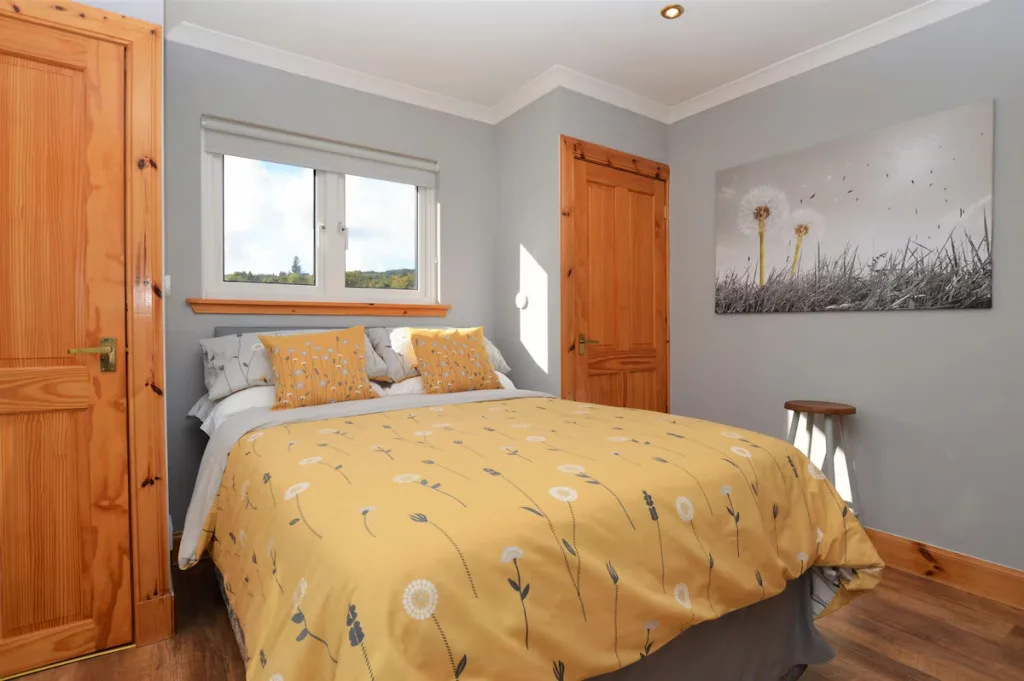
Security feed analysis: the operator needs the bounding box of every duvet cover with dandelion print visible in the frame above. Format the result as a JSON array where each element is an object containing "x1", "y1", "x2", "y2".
[{"x1": 180, "y1": 393, "x2": 882, "y2": 681}]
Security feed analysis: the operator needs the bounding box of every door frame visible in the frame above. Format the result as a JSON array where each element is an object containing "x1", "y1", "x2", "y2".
[
  {"x1": 559, "y1": 135, "x2": 671, "y2": 407},
  {"x1": 0, "y1": 0, "x2": 172, "y2": 645}
]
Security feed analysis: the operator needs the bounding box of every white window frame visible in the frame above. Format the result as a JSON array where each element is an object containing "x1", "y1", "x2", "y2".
[{"x1": 200, "y1": 117, "x2": 439, "y2": 304}]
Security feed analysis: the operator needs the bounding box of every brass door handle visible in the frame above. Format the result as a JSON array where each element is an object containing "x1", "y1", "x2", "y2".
[
  {"x1": 578, "y1": 333, "x2": 599, "y2": 356},
  {"x1": 68, "y1": 337, "x2": 116, "y2": 372}
]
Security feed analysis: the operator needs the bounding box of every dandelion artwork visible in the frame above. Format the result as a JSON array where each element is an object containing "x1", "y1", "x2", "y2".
[
  {"x1": 737, "y1": 186, "x2": 791, "y2": 288},
  {"x1": 788, "y1": 209, "x2": 825, "y2": 279},
  {"x1": 715, "y1": 101, "x2": 994, "y2": 313}
]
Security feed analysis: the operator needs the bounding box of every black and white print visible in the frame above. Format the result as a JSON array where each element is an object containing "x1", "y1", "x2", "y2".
[{"x1": 715, "y1": 101, "x2": 993, "y2": 313}]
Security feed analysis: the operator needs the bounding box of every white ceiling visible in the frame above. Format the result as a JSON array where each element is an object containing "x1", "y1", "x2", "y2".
[{"x1": 165, "y1": 0, "x2": 989, "y2": 124}]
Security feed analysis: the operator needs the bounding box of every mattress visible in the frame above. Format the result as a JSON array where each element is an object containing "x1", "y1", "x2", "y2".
[{"x1": 179, "y1": 390, "x2": 882, "y2": 681}]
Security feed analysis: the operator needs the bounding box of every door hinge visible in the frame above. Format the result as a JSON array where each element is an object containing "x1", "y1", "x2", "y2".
[{"x1": 663, "y1": 206, "x2": 668, "y2": 219}]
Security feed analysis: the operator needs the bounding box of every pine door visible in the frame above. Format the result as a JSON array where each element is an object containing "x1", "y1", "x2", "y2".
[
  {"x1": 562, "y1": 137, "x2": 670, "y2": 412},
  {"x1": 0, "y1": 14, "x2": 132, "y2": 677}
]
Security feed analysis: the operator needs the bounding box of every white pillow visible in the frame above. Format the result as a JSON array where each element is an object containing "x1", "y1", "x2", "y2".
[
  {"x1": 384, "y1": 371, "x2": 514, "y2": 396},
  {"x1": 187, "y1": 393, "x2": 217, "y2": 422},
  {"x1": 382, "y1": 375, "x2": 426, "y2": 396},
  {"x1": 201, "y1": 386, "x2": 276, "y2": 436},
  {"x1": 193, "y1": 384, "x2": 385, "y2": 436}
]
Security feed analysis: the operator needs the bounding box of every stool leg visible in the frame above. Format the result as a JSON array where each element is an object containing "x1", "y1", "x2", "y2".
[
  {"x1": 823, "y1": 415, "x2": 837, "y2": 485},
  {"x1": 787, "y1": 410, "x2": 800, "y2": 445},
  {"x1": 839, "y1": 418, "x2": 862, "y2": 517},
  {"x1": 805, "y1": 414, "x2": 815, "y2": 466}
]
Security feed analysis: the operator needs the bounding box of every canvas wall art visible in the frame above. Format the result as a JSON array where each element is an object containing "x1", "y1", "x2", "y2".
[{"x1": 715, "y1": 100, "x2": 993, "y2": 314}]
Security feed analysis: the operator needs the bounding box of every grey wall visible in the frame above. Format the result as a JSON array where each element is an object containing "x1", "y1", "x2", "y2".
[
  {"x1": 493, "y1": 89, "x2": 669, "y2": 395},
  {"x1": 167, "y1": 0, "x2": 1021, "y2": 570},
  {"x1": 165, "y1": 42, "x2": 496, "y2": 526},
  {"x1": 668, "y1": 0, "x2": 1024, "y2": 570},
  {"x1": 79, "y1": 0, "x2": 163, "y2": 25},
  {"x1": 493, "y1": 91, "x2": 561, "y2": 394}
]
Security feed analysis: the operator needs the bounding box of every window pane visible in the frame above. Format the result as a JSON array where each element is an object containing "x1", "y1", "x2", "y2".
[
  {"x1": 344, "y1": 175, "x2": 417, "y2": 289},
  {"x1": 223, "y1": 155, "x2": 315, "y2": 286}
]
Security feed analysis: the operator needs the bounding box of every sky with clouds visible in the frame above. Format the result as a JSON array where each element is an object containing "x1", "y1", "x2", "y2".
[
  {"x1": 715, "y1": 100, "x2": 993, "y2": 280},
  {"x1": 223, "y1": 156, "x2": 416, "y2": 278}
]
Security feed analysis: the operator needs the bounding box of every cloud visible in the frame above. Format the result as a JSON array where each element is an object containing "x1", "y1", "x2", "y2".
[
  {"x1": 344, "y1": 175, "x2": 417, "y2": 272},
  {"x1": 224, "y1": 156, "x2": 315, "y2": 275},
  {"x1": 223, "y1": 157, "x2": 418, "y2": 277}
]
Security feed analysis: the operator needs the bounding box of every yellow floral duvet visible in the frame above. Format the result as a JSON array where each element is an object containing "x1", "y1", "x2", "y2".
[{"x1": 180, "y1": 394, "x2": 882, "y2": 681}]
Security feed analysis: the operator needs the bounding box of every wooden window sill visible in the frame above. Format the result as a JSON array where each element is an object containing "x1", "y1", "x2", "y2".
[{"x1": 186, "y1": 298, "x2": 451, "y2": 317}]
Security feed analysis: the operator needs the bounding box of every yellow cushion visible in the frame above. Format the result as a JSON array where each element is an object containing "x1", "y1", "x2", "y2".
[
  {"x1": 259, "y1": 327, "x2": 379, "y2": 410},
  {"x1": 408, "y1": 327, "x2": 502, "y2": 394}
]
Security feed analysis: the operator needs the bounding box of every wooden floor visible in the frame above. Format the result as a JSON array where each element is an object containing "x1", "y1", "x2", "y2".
[{"x1": 25, "y1": 564, "x2": 1024, "y2": 681}]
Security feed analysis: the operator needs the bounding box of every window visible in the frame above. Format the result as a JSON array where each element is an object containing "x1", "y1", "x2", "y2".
[
  {"x1": 343, "y1": 175, "x2": 418, "y2": 290},
  {"x1": 201, "y1": 117, "x2": 438, "y2": 304},
  {"x1": 223, "y1": 156, "x2": 316, "y2": 287}
]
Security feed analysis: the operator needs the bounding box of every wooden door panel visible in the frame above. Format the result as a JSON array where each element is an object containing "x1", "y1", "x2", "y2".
[
  {"x1": 612, "y1": 186, "x2": 634, "y2": 349},
  {"x1": 626, "y1": 372, "x2": 658, "y2": 412},
  {"x1": 570, "y1": 152, "x2": 668, "y2": 412},
  {"x1": 0, "y1": 411, "x2": 90, "y2": 638},
  {"x1": 0, "y1": 55, "x2": 85, "y2": 361},
  {"x1": 0, "y1": 15, "x2": 130, "y2": 677},
  {"x1": 0, "y1": 367, "x2": 92, "y2": 414},
  {"x1": 587, "y1": 373, "x2": 625, "y2": 409},
  {"x1": 584, "y1": 179, "x2": 618, "y2": 355},
  {"x1": 0, "y1": 621, "x2": 96, "y2": 675},
  {"x1": 629, "y1": 190, "x2": 656, "y2": 348},
  {"x1": 0, "y1": 19, "x2": 91, "y2": 68},
  {"x1": 586, "y1": 349, "x2": 658, "y2": 373},
  {"x1": 586, "y1": 162, "x2": 656, "y2": 193}
]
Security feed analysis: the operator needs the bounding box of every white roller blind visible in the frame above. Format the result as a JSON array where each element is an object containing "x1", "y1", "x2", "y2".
[{"x1": 202, "y1": 116, "x2": 438, "y2": 188}]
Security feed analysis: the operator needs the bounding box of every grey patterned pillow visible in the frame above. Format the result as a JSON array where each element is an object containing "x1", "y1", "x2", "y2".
[
  {"x1": 365, "y1": 327, "x2": 511, "y2": 383},
  {"x1": 200, "y1": 328, "x2": 389, "y2": 400}
]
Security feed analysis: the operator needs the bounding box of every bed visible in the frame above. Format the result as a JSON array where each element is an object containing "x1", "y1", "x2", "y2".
[{"x1": 179, "y1": 327, "x2": 883, "y2": 681}]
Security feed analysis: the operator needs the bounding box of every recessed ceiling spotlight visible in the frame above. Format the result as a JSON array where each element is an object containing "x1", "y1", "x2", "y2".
[{"x1": 661, "y1": 4, "x2": 684, "y2": 19}]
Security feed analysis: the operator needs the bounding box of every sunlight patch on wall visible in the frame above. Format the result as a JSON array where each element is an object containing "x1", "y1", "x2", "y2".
[
  {"x1": 787, "y1": 411, "x2": 853, "y2": 503},
  {"x1": 832, "y1": 441, "x2": 853, "y2": 504},
  {"x1": 519, "y1": 244, "x2": 548, "y2": 374}
]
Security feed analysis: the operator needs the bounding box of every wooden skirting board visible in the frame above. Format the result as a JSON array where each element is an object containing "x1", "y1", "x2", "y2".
[
  {"x1": 134, "y1": 595, "x2": 175, "y2": 647},
  {"x1": 865, "y1": 528, "x2": 1024, "y2": 611}
]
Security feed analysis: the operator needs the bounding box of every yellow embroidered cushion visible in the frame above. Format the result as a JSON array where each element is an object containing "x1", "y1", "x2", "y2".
[
  {"x1": 259, "y1": 327, "x2": 379, "y2": 410},
  {"x1": 408, "y1": 327, "x2": 503, "y2": 394}
]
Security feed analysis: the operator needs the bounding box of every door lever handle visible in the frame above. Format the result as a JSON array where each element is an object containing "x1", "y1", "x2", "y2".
[
  {"x1": 578, "y1": 333, "x2": 599, "y2": 356},
  {"x1": 68, "y1": 337, "x2": 116, "y2": 372}
]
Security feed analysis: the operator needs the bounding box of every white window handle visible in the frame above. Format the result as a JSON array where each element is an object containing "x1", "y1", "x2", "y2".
[{"x1": 338, "y1": 222, "x2": 348, "y2": 250}]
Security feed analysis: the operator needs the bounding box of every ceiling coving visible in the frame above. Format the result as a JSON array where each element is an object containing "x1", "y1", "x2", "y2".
[{"x1": 166, "y1": 0, "x2": 990, "y2": 124}]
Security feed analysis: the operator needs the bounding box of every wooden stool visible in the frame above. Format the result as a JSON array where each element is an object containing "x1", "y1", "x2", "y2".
[{"x1": 785, "y1": 400, "x2": 860, "y2": 516}]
